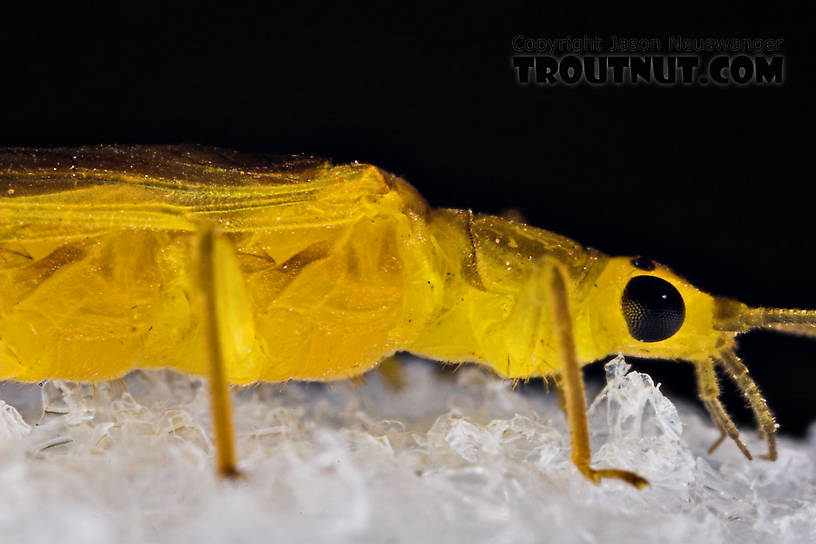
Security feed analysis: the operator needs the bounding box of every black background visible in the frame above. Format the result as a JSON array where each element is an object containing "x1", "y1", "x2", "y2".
[{"x1": 2, "y1": 6, "x2": 814, "y2": 436}]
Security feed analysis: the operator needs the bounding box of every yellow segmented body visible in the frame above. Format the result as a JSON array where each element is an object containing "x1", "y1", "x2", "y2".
[
  {"x1": 0, "y1": 145, "x2": 598, "y2": 383},
  {"x1": 3, "y1": 144, "x2": 812, "y2": 482}
]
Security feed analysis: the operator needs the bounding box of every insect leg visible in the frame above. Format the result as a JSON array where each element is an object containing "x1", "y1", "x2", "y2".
[
  {"x1": 375, "y1": 356, "x2": 405, "y2": 391},
  {"x1": 717, "y1": 349, "x2": 778, "y2": 460},
  {"x1": 548, "y1": 372, "x2": 568, "y2": 416},
  {"x1": 548, "y1": 264, "x2": 648, "y2": 489},
  {"x1": 196, "y1": 225, "x2": 240, "y2": 478},
  {"x1": 692, "y1": 358, "x2": 752, "y2": 460}
]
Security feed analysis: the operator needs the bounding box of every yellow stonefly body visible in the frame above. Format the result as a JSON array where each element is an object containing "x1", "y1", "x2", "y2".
[{"x1": 1, "y1": 145, "x2": 814, "y2": 487}]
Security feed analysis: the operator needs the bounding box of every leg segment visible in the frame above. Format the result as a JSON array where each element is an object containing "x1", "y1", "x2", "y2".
[
  {"x1": 717, "y1": 349, "x2": 777, "y2": 460},
  {"x1": 196, "y1": 225, "x2": 240, "y2": 478},
  {"x1": 549, "y1": 265, "x2": 648, "y2": 489},
  {"x1": 551, "y1": 372, "x2": 568, "y2": 416},
  {"x1": 692, "y1": 358, "x2": 752, "y2": 460},
  {"x1": 375, "y1": 356, "x2": 405, "y2": 391}
]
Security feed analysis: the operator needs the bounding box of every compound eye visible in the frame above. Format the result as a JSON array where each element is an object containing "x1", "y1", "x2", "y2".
[{"x1": 621, "y1": 276, "x2": 685, "y2": 342}]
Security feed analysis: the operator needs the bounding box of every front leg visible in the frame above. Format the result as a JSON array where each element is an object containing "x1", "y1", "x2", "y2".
[{"x1": 548, "y1": 263, "x2": 649, "y2": 489}]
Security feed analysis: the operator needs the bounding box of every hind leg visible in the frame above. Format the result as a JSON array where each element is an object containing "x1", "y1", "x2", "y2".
[{"x1": 195, "y1": 225, "x2": 240, "y2": 478}]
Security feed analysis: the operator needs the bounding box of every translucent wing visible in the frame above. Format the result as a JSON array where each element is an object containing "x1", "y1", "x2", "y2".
[
  {"x1": 0, "y1": 145, "x2": 384, "y2": 241},
  {"x1": 0, "y1": 144, "x2": 328, "y2": 195}
]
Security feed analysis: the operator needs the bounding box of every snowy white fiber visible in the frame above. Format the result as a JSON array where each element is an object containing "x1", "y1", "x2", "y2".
[{"x1": 0, "y1": 356, "x2": 814, "y2": 544}]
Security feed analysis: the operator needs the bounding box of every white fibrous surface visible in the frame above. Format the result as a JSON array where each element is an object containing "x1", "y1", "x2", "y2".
[{"x1": 0, "y1": 355, "x2": 814, "y2": 544}]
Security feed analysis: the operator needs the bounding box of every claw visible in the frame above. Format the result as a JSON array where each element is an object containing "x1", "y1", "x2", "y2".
[
  {"x1": 706, "y1": 431, "x2": 726, "y2": 455},
  {"x1": 581, "y1": 467, "x2": 650, "y2": 489}
]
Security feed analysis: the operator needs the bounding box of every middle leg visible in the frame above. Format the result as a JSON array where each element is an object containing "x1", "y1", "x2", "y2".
[{"x1": 548, "y1": 264, "x2": 648, "y2": 489}]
